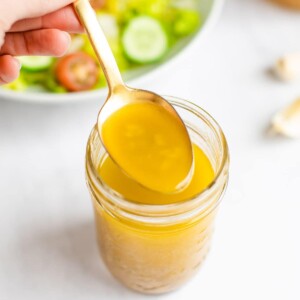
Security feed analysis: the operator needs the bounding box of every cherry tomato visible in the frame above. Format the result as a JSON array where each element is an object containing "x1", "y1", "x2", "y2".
[
  {"x1": 56, "y1": 52, "x2": 100, "y2": 92},
  {"x1": 90, "y1": 0, "x2": 106, "y2": 9}
]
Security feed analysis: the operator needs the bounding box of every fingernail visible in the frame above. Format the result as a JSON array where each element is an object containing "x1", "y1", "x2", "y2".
[
  {"x1": 12, "y1": 57, "x2": 22, "y2": 70},
  {"x1": 62, "y1": 32, "x2": 71, "y2": 46},
  {"x1": 0, "y1": 56, "x2": 21, "y2": 83},
  {"x1": 60, "y1": 32, "x2": 72, "y2": 56}
]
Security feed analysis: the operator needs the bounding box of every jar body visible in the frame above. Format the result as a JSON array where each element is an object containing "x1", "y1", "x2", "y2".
[
  {"x1": 92, "y1": 194, "x2": 217, "y2": 293},
  {"x1": 86, "y1": 97, "x2": 229, "y2": 294}
]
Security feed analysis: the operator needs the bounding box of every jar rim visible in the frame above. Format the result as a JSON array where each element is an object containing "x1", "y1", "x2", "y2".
[{"x1": 86, "y1": 96, "x2": 229, "y2": 221}]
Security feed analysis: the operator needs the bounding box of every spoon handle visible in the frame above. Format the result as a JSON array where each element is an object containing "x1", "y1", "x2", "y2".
[{"x1": 74, "y1": 0, "x2": 124, "y2": 93}]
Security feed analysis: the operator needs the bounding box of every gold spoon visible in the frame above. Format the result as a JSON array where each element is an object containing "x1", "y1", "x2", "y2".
[{"x1": 74, "y1": 0, "x2": 194, "y2": 193}]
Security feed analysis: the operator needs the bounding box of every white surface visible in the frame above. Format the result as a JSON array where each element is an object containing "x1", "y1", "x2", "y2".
[
  {"x1": 0, "y1": 0, "x2": 223, "y2": 104},
  {"x1": 1, "y1": 0, "x2": 300, "y2": 299}
]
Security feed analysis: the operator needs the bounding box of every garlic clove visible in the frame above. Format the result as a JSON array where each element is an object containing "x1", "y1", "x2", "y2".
[
  {"x1": 272, "y1": 98, "x2": 300, "y2": 138},
  {"x1": 274, "y1": 53, "x2": 300, "y2": 81}
]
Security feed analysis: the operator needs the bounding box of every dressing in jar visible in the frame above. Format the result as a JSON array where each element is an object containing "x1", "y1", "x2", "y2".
[{"x1": 86, "y1": 97, "x2": 229, "y2": 294}]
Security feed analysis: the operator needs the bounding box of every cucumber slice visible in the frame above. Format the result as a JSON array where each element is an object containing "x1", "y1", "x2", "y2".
[
  {"x1": 122, "y1": 16, "x2": 168, "y2": 64},
  {"x1": 19, "y1": 56, "x2": 54, "y2": 72}
]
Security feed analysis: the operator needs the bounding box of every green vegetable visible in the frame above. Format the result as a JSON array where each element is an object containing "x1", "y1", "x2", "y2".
[
  {"x1": 45, "y1": 77, "x2": 67, "y2": 93},
  {"x1": 4, "y1": 75, "x2": 28, "y2": 92},
  {"x1": 174, "y1": 10, "x2": 201, "y2": 36},
  {"x1": 122, "y1": 16, "x2": 168, "y2": 64},
  {"x1": 22, "y1": 71, "x2": 48, "y2": 84},
  {"x1": 19, "y1": 56, "x2": 54, "y2": 72}
]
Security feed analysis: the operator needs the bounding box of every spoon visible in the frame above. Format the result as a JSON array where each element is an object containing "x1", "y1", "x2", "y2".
[{"x1": 74, "y1": 0, "x2": 194, "y2": 194}]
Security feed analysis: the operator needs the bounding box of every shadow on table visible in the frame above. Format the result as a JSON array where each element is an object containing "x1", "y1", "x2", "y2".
[{"x1": 15, "y1": 220, "x2": 137, "y2": 296}]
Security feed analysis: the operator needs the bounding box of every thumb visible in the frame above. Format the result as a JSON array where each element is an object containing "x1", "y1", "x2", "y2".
[{"x1": 8, "y1": 0, "x2": 76, "y2": 23}]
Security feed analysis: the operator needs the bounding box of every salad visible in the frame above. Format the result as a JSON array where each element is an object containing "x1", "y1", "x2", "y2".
[{"x1": 5, "y1": 0, "x2": 202, "y2": 93}]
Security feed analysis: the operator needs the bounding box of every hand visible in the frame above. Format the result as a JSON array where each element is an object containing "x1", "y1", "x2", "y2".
[{"x1": 0, "y1": 0, "x2": 83, "y2": 85}]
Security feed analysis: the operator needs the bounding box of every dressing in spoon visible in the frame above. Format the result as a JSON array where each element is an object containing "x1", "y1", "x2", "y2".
[{"x1": 74, "y1": 0, "x2": 194, "y2": 194}]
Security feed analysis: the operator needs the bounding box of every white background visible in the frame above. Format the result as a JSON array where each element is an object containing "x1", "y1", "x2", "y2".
[{"x1": 1, "y1": 0, "x2": 300, "y2": 299}]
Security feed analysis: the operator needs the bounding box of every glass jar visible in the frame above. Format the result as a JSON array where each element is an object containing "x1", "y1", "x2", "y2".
[{"x1": 85, "y1": 97, "x2": 229, "y2": 294}]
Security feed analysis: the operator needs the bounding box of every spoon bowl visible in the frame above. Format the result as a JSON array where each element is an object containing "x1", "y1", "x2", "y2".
[
  {"x1": 98, "y1": 86, "x2": 180, "y2": 126},
  {"x1": 74, "y1": 0, "x2": 194, "y2": 193}
]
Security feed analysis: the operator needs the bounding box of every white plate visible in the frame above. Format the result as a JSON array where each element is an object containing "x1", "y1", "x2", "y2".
[{"x1": 0, "y1": 0, "x2": 224, "y2": 104}]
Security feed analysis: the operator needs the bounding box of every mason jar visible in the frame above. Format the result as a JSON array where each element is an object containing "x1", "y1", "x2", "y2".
[{"x1": 86, "y1": 96, "x2": 229, "y2": 294}]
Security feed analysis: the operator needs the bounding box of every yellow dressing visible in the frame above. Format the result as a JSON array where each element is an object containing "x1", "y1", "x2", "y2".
[
  {"x1": 94, "y1": 142, "x2": 217, "y2": 292},
  {"x1": 98, "y1": 144, "x2": 214, "y2": 205},
  {"x1": 101, "y1": 102, "x2": 193, "y2": 194}
]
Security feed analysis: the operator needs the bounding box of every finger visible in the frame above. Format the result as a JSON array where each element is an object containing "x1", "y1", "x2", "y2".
[
  {"x1": 1, "y1": 29, "x2": 71, "y2": 57},
  {"x1": 10, "y1": 5, "x2": 83, "y2": 33},
  {"x1": 11, "y1": 0, "x2": 76, "y2": 21},
  {"x1": 0, "y1": 55, "x2": 21, "y2": 85}
]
